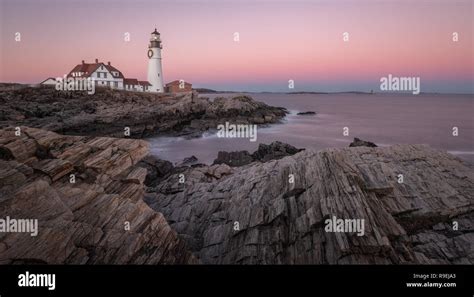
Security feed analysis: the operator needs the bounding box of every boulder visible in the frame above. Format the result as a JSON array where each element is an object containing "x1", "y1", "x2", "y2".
[
  {"x1": 252, "y1": 141, "x2": 304, "y2": 162},
  {"x1": 213, "y1": 151, "x2": 254, "y2": 167},
  {"x1": 349, "y1": 137, "x2": 378, "y2": 147},
  {"x1": 179, "y1": 155, "x2": 198, "y2": 166}
]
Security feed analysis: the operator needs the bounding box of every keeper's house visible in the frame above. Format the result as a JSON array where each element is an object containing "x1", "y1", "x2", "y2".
[{"x1": 62, "y1": 59, "x2": 148, "y2": 92}]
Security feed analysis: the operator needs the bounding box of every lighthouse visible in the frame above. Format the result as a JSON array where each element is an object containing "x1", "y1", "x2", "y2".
[{"x1": 147, "y1": 28, "x2": 164, "y2": 93}]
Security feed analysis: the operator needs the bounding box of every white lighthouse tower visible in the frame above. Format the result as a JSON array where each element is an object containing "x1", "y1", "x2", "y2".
[{"x1": 147, "y1": 28, "x2": 164, "y2": 93}]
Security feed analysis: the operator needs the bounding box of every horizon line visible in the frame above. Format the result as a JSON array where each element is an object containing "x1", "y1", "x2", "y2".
[{"x1": 2, "y1": 82, "x2": 472, "y2": 96}]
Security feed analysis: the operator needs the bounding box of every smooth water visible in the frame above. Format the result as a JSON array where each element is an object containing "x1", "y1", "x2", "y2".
[{"x1": 148, "y1": 93, "x2": 474, "y2": 164}]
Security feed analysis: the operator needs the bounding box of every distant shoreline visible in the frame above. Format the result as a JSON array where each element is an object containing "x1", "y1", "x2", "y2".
[
  {"x1": 1, "y1": 83, "x2": 472, "y2": 96},
  {"x1": 193, "y1": 87, "x2": 474, "y2": 96}
]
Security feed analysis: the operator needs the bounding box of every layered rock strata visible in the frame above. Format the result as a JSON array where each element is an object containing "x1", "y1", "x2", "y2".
[
  {"x1": 146, "y1": 145, "x2": 474, "y2": 264},
  {"x1": 0, "y1": 127, "x2": 197, "y2": 264}
]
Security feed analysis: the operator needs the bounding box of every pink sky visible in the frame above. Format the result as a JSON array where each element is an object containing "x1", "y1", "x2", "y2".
[{"x1": 0, "y1": 0, "x2": 473, "y2": 92}]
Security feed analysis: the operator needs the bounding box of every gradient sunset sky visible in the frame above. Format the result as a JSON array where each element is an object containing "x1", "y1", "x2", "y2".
[{"x1": 0, "y1": 0, "x2": 473, "y2": 93}]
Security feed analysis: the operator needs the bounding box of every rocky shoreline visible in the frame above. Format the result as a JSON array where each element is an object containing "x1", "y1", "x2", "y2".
[
  {"x1": 0, "y1": 85, "x2": 287, "y2": 139},
  {"x1": 143, "y1": 142, "x2": 474, "y2": 264},
  {"x1": 0, "y1": 126, "x2": 472, "y2": 264},
  {"x1": 0, "y1": 86, "x2": 473, "y2": 265}
]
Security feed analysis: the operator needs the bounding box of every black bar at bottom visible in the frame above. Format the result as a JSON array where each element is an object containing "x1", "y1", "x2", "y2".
[{"x1": 0, "y1": 265, "x2": 472, "y2": 296}]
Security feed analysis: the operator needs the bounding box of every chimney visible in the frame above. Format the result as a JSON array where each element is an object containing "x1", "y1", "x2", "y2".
[
  {"x1": 82, "y1": 60, "x2": 85, "y2": 65},
  {"x1": 107, "y1": 61, "x2": 111, "y2": 66},
  {"x1": 95, "y1": 58, "x2": 98, "y2": 63}
]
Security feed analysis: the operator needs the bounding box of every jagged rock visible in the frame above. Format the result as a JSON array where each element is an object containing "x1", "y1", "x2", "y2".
[
  {"x1": 179, "y1": 155, "x2": 198, "y2": 166},
  {"x1": 146, "y1": 144, "x2": 474, "y2": 264},
  {"x1": 213, "y1": 151, "x2": 254, "y2": 167},
  {"x1": 349, "y1": 137, "x2": 378, "y2": 147},
  {"x1": 251, "y1": 141, "x2": 304, "y2": 162},
  {"x1": 213, "y1": 141, "x2": 303, "y2": 167},
  {"x1": 0, "y1": 127, "x2": 197, "y2": 264},
  {"x1": 206, "y1": 164, "x2": 233, "y2": 179},
  {"x1": 137, "y1": 155, "x2": 174, "y2": 187}
]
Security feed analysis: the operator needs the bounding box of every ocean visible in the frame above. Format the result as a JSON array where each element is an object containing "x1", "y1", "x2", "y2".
[{"x1": 148, "y1": 93, "x2": 474, "y2": 165}]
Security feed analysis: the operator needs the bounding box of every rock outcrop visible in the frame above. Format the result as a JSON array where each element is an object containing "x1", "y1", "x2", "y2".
[
  {"x1": 349, "y1": 137, "x2": 378, "y2": 147},
  {"x1": 146, "y1": 145, "x2": 474, "y2": 264},
  {"x1": 0, "y1": 127, "x2": 197, "y2": 264},
  {"x1": 251, "y1": 141, "x2": 304, "y2": 162},
  {"x1": 0, "y1": 86, "x2": 287, "y2": 139},
  {"x1": 213, "y1": 151, "x2": 255, "y2": 167},
  {"x1": 179, "y1": 155, "x2": 199, "y2": 167},
  {"x1": 213, "y1": 141, "x2": 303, "y2": 167},
  {"x1": 137, "y1": 155, "x2": 174, "y2": 187}
]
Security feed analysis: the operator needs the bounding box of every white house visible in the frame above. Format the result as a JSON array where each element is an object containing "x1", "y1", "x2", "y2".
[
  {"x1": 62, "y1": 59, "x2": 154, "y2": 92},
  {"x1": 67, "y1": 59, "x2": 126, "y2": 89}
]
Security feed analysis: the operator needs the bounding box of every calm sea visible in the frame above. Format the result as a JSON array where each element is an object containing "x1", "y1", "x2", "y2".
[{"x1": 148, "y1": 93, "x2": 474, "y2": 164}]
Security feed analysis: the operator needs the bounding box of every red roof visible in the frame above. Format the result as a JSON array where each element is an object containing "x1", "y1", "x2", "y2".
[
  {"x1": 105, "y1": 64, "x2": 125, "y2": 79},
  {"x1": 138, "y1": 81, "x2": 152, "y2": 86},
  {"x1": 124, "y1": 78, "x2": 139, "y2": 85},
  {"x1": 67, "y1": 61, "x2": 124, "y2": 79},
  {"x1": 67, "y1": 63, "x2": 100, "y2": 78}
]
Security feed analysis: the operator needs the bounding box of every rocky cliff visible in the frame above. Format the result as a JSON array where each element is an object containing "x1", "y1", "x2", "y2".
[
  {"x1": 145, "y1": 145, "x2": 474, "y2": 264},
  {"x1": 0, "y1": 85, "x2": 287, "y2": 138},
  {"x1": 0, "y1": 127, "x2": 197, "y2": 264},
  {"x1": 1, "y1": 126, "x2": 472, "y2": 265}
]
